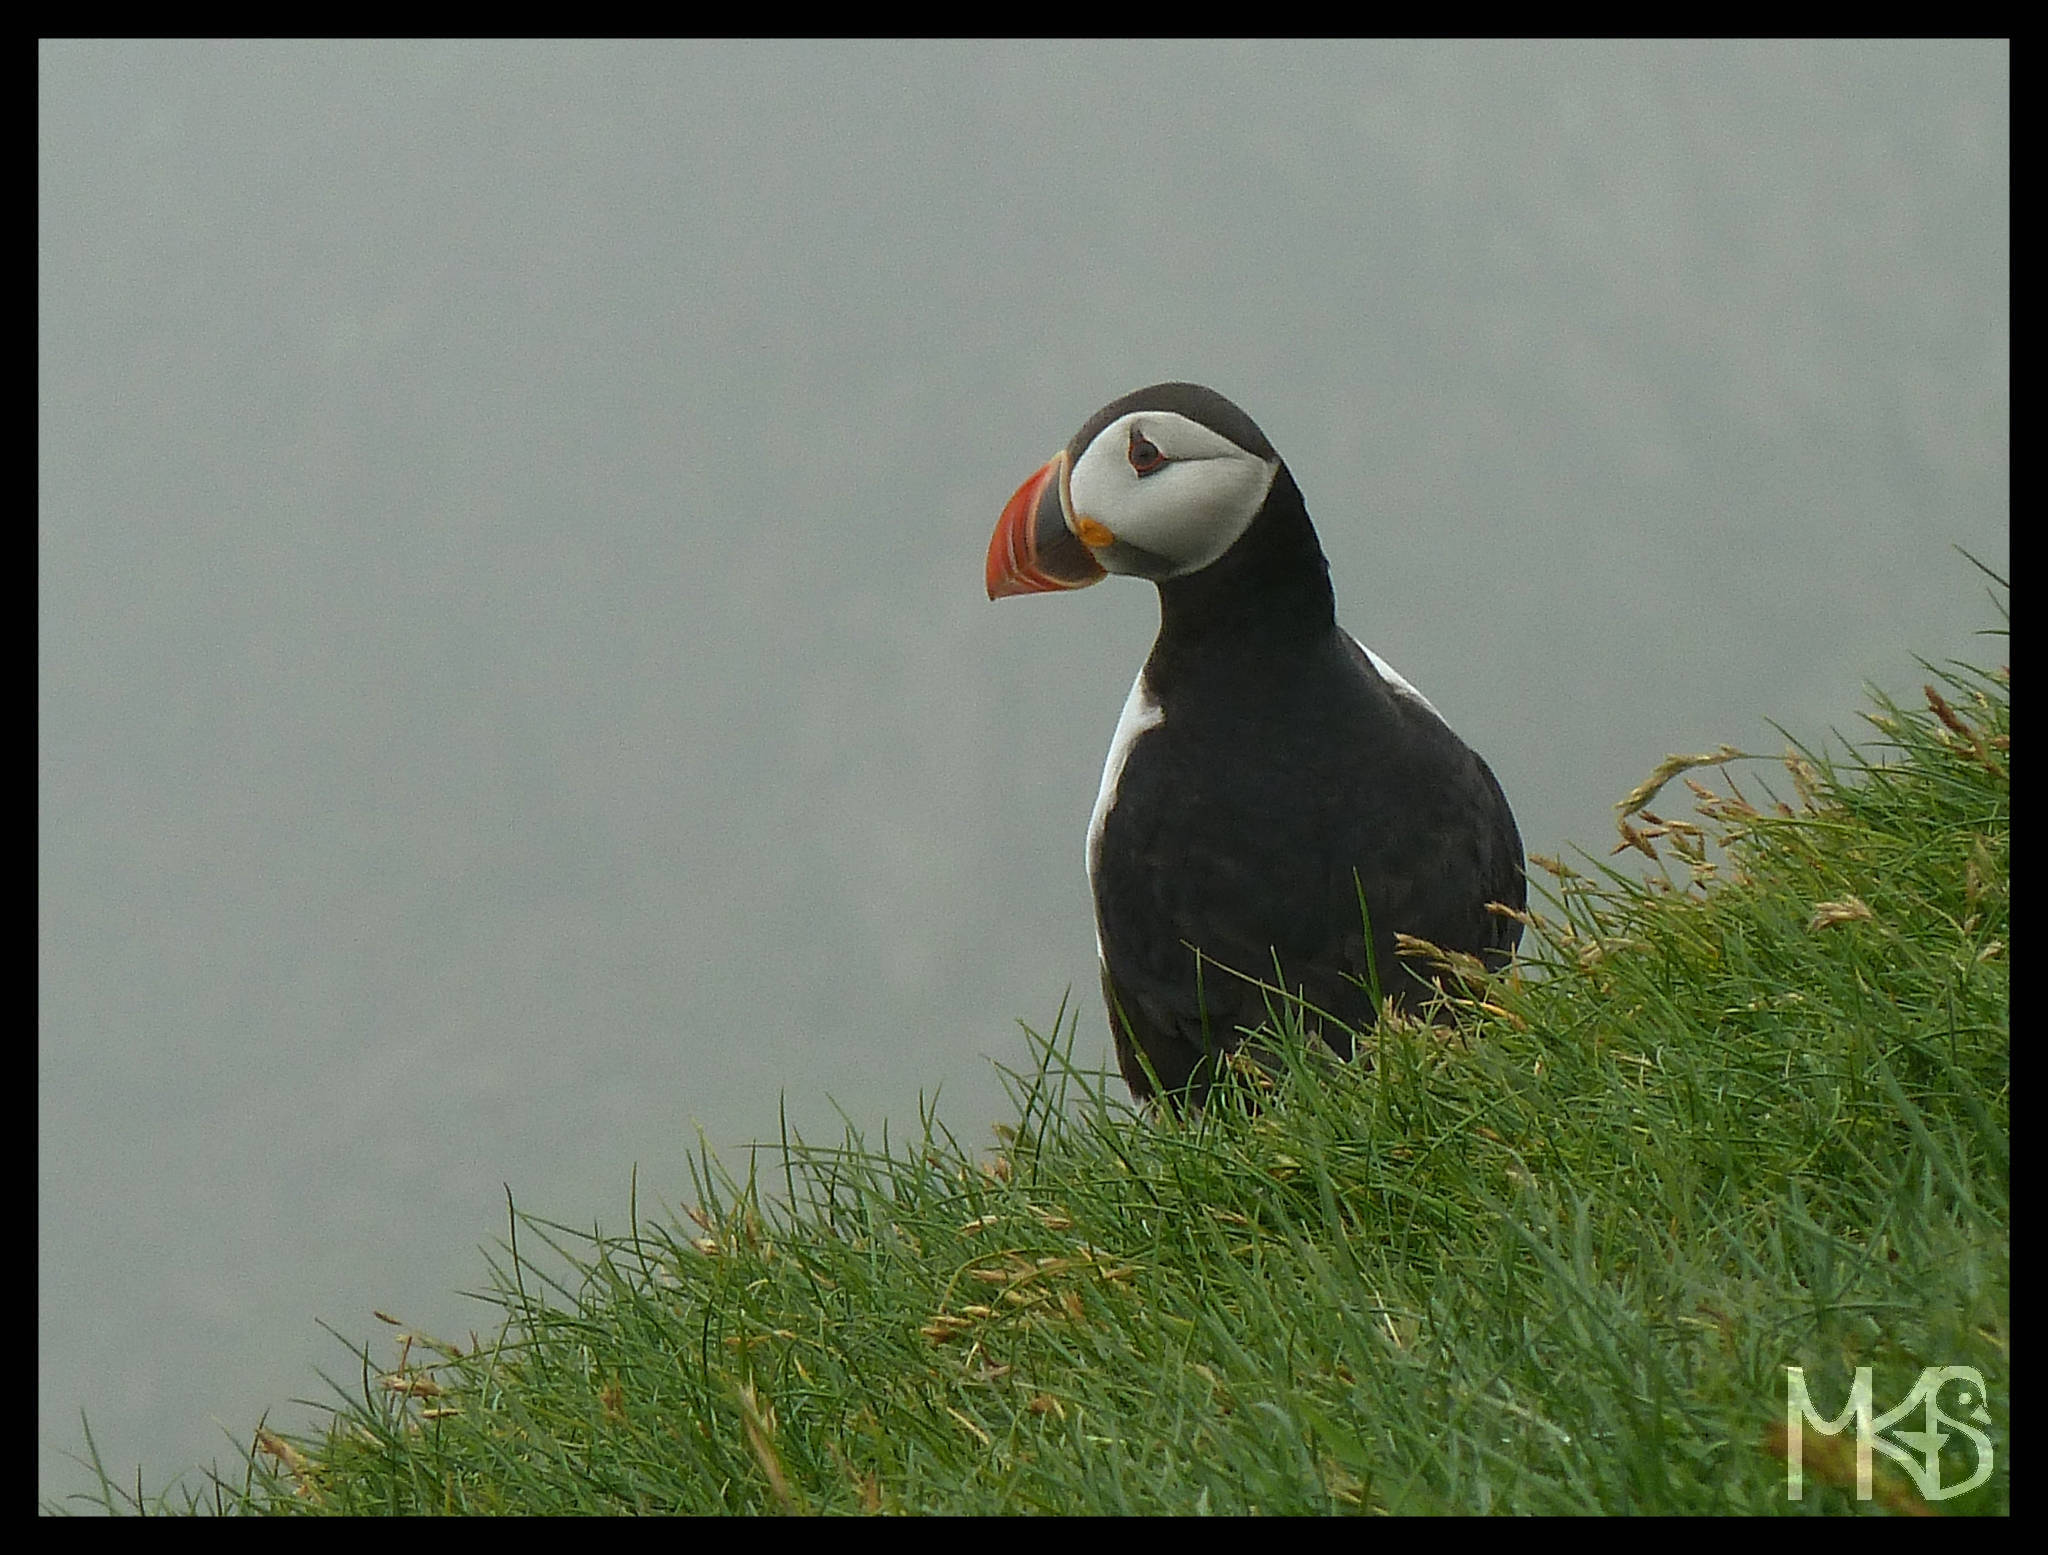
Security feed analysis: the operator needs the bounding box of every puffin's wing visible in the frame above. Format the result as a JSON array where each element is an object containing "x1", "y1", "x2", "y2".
[
  {"x1": 1338, "y1": 632, "x2": 1527, "y2": 970},
  {"x1": 1095, "y1": 788, "x2": 1381, "y2": 1101}
]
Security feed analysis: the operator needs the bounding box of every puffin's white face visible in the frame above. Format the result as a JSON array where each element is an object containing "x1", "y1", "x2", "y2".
[
  {"x1": 985, "y1": 385, "x2": 1286, "y2": 600},
  {"x1": 1067, "y1": 410, "x2": 1280, "y2": 581}
]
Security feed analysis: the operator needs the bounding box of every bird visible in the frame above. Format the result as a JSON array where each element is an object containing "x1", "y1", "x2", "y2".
[{"x1": 985, "y1": 382, "x2": 1525, "y2": 1106}]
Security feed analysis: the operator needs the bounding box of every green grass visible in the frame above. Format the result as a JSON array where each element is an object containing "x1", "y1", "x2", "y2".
[{"x1": 65, "y1": 618, "x2": 2008, "y2": 1515}]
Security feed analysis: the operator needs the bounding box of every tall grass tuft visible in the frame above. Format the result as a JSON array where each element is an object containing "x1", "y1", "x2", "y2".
[{"x1": 68, "y1": 609, "x2": 2007, "y2": 1515}]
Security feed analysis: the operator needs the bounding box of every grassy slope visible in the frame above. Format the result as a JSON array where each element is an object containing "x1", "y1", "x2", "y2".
[{"x1": 75, "y1": 632, "x2": 2009, "y2": 1515}]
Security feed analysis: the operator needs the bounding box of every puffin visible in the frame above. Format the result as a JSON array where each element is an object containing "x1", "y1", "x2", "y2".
[{"x1": 985, "y1": 382, "x2": 1525, "y2": 1106}]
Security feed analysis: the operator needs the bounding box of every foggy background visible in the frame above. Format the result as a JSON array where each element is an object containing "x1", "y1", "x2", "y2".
[{"x1": 39, "y1": 40, "x2": 2007, "y2": 1505}]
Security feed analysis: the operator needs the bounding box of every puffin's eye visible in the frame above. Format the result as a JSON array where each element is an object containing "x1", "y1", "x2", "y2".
[{"x1": 1128, "y1": 429, "x2": 1166, "y2": 476}]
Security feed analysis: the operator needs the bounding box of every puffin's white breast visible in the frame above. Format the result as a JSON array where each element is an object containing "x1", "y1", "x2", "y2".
[{"x1": 1086, "y1": 670, "x2": 1165, "y2": 955}]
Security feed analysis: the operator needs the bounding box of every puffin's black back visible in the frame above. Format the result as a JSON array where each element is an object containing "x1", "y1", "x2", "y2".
[{"x1": 1090, "y1": 456, "x2": 1524, "y2": 1105}]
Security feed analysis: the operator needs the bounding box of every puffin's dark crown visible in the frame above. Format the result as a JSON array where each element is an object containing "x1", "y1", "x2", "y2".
[{"x1": 1065, "y1": 382, "x2": 1277, "y2": 465}]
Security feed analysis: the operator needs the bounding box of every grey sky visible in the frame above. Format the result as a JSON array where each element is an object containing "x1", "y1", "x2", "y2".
[{"x1": 39, "y1": 39, "x2": 2007, "y2": 1504}]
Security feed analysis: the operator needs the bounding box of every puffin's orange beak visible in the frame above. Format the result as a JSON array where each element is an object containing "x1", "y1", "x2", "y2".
[{"x1": 985, "y1": 451, "x2": 1108, "y2": 599}]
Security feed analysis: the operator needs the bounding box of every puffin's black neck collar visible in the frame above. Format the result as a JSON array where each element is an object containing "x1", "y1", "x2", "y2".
[{"x1": 1151, "y1": 465, "x2": 1335, "y2": 655}]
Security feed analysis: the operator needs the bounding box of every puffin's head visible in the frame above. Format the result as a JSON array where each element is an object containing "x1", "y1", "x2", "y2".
[{"x1": 985, "y1": 383, "x2": 1282, "y2": 599}]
